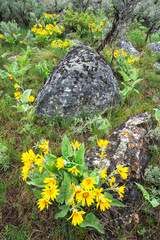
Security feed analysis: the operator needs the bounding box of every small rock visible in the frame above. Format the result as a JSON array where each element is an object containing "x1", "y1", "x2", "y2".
[
  {"x1": 116, "y1": 37, "x2": 140, "y2": 57},
  {"x1": 146, "y1": 42, "x2": 160, "y2": 54}
]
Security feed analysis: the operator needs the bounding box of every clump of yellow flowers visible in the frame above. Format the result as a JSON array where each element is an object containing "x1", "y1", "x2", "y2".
[
  {"x1": 21, "y1": 135, "x2": 129, "y2": 233},
  {"x1": 51, "y1": 39, "x2": 73, "y2": 49}
]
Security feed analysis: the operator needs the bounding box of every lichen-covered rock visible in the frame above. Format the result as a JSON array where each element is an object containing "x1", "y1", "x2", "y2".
[
  {"x1": 153, "y1": 62, "x2": 160, "y2": 70},
  {"x1": 35, "y1": 45, "x2": 120, "y2": 119},
  {"x1": 86, "y1": 112, "x2": 151, "y2": 239},
  {"x1": 146, "y1": 42, "x2": 160, "y2": 54},
  {"x1": 116, "y1": 37, "x2": 140, "y2": 57}
]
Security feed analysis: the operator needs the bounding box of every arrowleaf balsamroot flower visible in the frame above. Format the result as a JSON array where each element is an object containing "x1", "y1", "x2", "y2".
[
  {"x1": 14, "y1": 83, "x2": 19, "y2": 90},
  {"x1": 28, "y1": 96, "x2": 35, "y2": 102},
  {"x1": 109, "y1": 176, "x2": 116, "y2": 187},
  {"x1": 70, "y1": 140, "x2": 81, "y2": 150},
  {"x1": 101, "y1": 167, "x2": 107, "y2": 179},
  {"x1": 39, "y1": 140, "x2": 49, "y2": 154},
  {"x1": 117, "y1": 165, "x2": 128, "y2": 180},
  {"x1": 68, "y1": 167, "x2": 80, "y2": 175},
  {"x1": 67, "y1": 210, "x2": 86, "y2": 226},
  {"x1": 118, "y1": 185, "x2": 126, "y2": 198},
  {"x1": 96, "y1": 196, "x2": 112, "y2": 211},
  {"x1": 41, "y1": 183, "x2": 59, "y2": 201},
  {"x1": 94, "y1": 188, "x2": 104, "y2": 201},
  {"x1": 44, "y1": 177, "x2": 56, "y2": 185},
  {"x1": 14, "y1": 92, "x2": 21, "y2": 99},
  {"x1": 9, "y1": 74, "x2": 13, "y2": 80},
  {"x1": 97, "y1": 139, "x2": 109, "y2": 153},
  {"x1": 77, "y1": 190, "x2": 95, "y2": 207},
  {"x1": 81, "y1": 177, "x2": 96, "y2": 190},
  {"x1": 37, "y1": 198, "x2": 52, "y2": 211},
  {"x1": 56, "y1": 158, "x2": 67, "y2": 170}
]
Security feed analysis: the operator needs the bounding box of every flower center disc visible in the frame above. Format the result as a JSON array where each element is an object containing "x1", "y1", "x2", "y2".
[{"x1": 83, "y1": 192, "x2": 89, "y2": 198}]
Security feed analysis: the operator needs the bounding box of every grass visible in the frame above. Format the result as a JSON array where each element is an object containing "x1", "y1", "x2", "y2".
[{"x1": 0, "y1": 9, "x2": 160, "y2": 240}]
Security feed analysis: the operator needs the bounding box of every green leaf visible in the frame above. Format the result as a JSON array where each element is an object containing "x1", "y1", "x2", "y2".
[
  {"x1": 32, "y1": 188, "x2": 42, "y2": 199},
  {"x1": 10, "y1": 61, "x2": 18, "y2": 73},
  {"x1": 135, "y1": 182, "x2": 150, "y2": 201},
  {"x1": 150, "y1": 198, "x2": 159, "y2": 208},
  {"x1": 104, "y1": 192, "x2": 113, "y2": 200},
  {"x1": 110, "y1": 199, "x2": 125, "y2": 207},
  {"x1": 56, "y1": 171, "x2": 72, "y2": 204},
  {"x1": 155, "y1": 109, "x2": 160, "y2": 122},
  {"x1": 0, "y1": 70, "x2": 9, "y2": 79},
  {"x1": 80, "y1": 213, "x2": 105, "y2": 234},
  {"x1": 54, "y1": 205, "x2": 70, "y2": 219},
  {"x1": 21, "y1": 89, "x2": 32, "y2": 103},
  {"x1": 75, "y1": 143, "x2": 84, "y2": 165},
  {"x1": 27, "y1": 178, "x2": 45, "y2": 188},
  {"x1": 61, "y1": 135, "x2": 73, "y2": 158},
  {"x1": 45, "y1": 154, "x2": 57, "y2": 165}
]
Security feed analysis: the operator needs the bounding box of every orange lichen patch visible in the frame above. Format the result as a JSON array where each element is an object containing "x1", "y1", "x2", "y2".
[
  {"x1": 123, "y1": 131, "x2": 129, "y2": 135},
  {"x1": 131, "y1": 143, "x2": 135, "y2": 148},
  {"x1": 128, "y1": 143, "x2": 131, "y2": 146},
  {"x1": 128, "y1": 136, "x2": 131, "y2": 139},
  {"x1": 108, "y1": 146, "x2": 112, "y2": 149},
  {"x1": 140, "y1": 142, "x2": 143, "y2": 146},
  {"x1": 135, "y1": 162, "x2": 138, "y2": 165}
]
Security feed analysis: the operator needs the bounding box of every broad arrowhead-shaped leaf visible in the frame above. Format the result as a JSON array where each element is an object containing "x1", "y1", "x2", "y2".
[
  {"x1": 61, "y1": 135, "x2": 73, "y2": 158},
  {"x1": 21, "y1": 89, "x2": 32, "y2": 103},
  {"x1": 80, "y1": 213, "x2": 105, "y2": 234},
  {"x1": 54, "y1": 205, "x2": 70, "y2": 219}
]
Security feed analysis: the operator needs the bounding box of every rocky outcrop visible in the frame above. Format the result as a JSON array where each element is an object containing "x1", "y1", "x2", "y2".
[
  {"x1": 86, "y1": 112, "x2": 151, "y2": 239},
  {"x1": 117, "y1": 37, "x2": 140, "y2": 57},
  {"x1": 146, "y1": 42, "x2": 160, "y2": 54},
  {"x1": 35, "y1": 45, "x2": 120, "y2": 119}
]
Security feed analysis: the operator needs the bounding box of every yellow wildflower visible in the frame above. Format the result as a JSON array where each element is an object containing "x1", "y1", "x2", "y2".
[
  {"x1": 117, "y1": 165, "x2": 128, "y2": 180},
  {"x1": 0, "y1": 34, "x2": 4, "y2": 38},
  {"x1": 67, "y1": 210, "x2": 85, "y2": 226},
  {"x1": 101, "y1": 167, "x2": 107, "y2": 179},
  {"x1": 81, "y1": 177, "x2": 96, "y2": 190},
  {"x1": 97, "y1": 139, "x2": 109, "y2": 152},
  {"x1": 96, "y1": 196, "x2": 112, "y2": 211},
  {"x1": 118, "y1": 185, "x2": 126, "y2": 198},
  {"x1": 92, "y1": 29, "x2": 94, "y2": 32},
  {"x1": 68, "y1": 167, "x2": 80, "y2": 175},
  {"x1": 14, "y1": 92, "x2": 21, "y2": 99},
  {"x1": 106, "y1": 51, "x2": 110, "y2": 56},
  {"x1": 100, "y1": 21, "x2": 104, "y2": 26},
  {"x1": 41, "y1": 183, "x2": 59, "y2": 201},
  {"x1": 94, "y1": 188, "x2": 104, "y2": 201},
  {"x1": 9, "y1": 74, "x2": 13, "y2": 80},
  {"x1": 92, "y1": 23, "x2": 95, "y2": 27},
  {"x1": 28, "y1": 96, "x2": 35, "y2": 102},
  {"x1": 56, "y1": 158, "x2": 66, "y2": 170},
  {"x1": 44, "y1": 177, "x2": 56, "y2": 185},
  {"x1": 109, "y1": 176, "x2": 116, "y2": 187},
  {"x1": 53, "y1": 13, "x2": 56, "y2": 17},
  {"x1": 39, "y1": 140, "x2": 49, "y2": 154},
  {"x1": 128, "y1": 59, "x2": 132, "y2": 64},
  {"x1": 37, "y1": 198, "x2": 52, "y2": 211},
  {"x1": 77, "y1": 190, "x2": 95, "y2": 207},
  {"x1": 14, "y1": 83, "x2": 19, "y2": 90},
  {"x1": 70, "y1": 140, "x2": 81, "y2": 150}
]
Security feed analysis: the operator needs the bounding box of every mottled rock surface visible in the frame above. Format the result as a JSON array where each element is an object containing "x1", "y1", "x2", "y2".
[
  {"x1": 146, "y1": 42, "x2": 160, "y2": 54},
  {"x1": 86, "y1": 112, "x2": 151, "y2": 239},
  {"x1": 35, "y1": 45, "x2": 120, "y2": 119},
  {"x1": 117, "y1": 37, "x2": 140, "y2": 57},
  {"x1": 154, "y1": 62, "x2": 160, "y2": 70}
]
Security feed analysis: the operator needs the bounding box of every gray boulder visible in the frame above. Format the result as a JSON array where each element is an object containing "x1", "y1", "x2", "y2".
[
  {"x1": 117, "y1": 37, "x2": 140, "y2": 57},
  {"x1": 35, "y1": 45, "x2": 120, "y2": 119},
  {"x1": 146, "y1": 42, "x2": 160, "y2": 54},
  {"x1": 86, "y1": 112, "x2": 151, "y2": 239}
]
